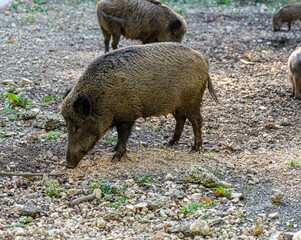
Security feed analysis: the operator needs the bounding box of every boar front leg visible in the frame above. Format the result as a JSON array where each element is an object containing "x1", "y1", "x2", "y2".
[
  {"x1": 111, "y1": 121, "x2": 135, "y2": 163},
  {"x1": 168, "y1": 110, "x2": 187, "y2": 146}
]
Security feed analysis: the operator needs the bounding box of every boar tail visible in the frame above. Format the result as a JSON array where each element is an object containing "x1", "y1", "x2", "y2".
[
  {"x1": 98, "y1": 8, "x2": 125, "y2": 27},
  {"x1": 207, "y1": 75, "x2": 219, "y2": 104}
]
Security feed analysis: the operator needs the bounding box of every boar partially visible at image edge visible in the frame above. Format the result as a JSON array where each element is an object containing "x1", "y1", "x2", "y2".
[
  {"x1": 288, "y1": 47, "x2": 301, "y2": 99},
  {"x1": 61, "y1": 43, "x2": 218, "y2": 169},
  {"x1": 96, "y1": 0, "x2": 187, "y2": 52},
  {"x1": 273, "y1": 4, "x2": 301, "y2": 31}
]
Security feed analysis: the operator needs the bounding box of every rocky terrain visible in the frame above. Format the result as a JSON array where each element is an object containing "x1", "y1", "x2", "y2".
[{"x1": 0, "y1": 0, "x2": 301, "y2": 239}]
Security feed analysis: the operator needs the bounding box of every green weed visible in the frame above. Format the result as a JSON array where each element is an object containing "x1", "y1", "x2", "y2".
[
  {"x1": 132, "y1": 174, "x2": 155, "y2": 183},
  {"x1": 181, "y1": 201, "x2": 216, "y2": 214},
  {"x1": 0, "y1": 109, "x2": 19, "y2": 122},
  {"x1": 40, "y1": 95, "x2": 62, "y2": 106},
  {"x1": 100, "y1": 133, "x2": 118, "y2": 145},
  {"x1": 4, "y1": 93, "x2": 29, "y2": 109},
  {"x1": 15, "y1": 217, "x2": 34, "y2": 228},
  {"x1": 213, "y1": 186, "x2": 232, "y2": 197},
  {"x1": 41, "y1": 131, "x2": 62, "y2": 140},
  {"x1": 290, "y1": 158, "x2": 300, "y2": 168},
  {"x1": 89, "y1": 178, "x2": 119, "y2": 196},
  {"x1": 45, "y1": 181, "x2": 66, "y2": 198},
  {"x1": 106, "y1": 196, "x2": 126, "y2": 209}
]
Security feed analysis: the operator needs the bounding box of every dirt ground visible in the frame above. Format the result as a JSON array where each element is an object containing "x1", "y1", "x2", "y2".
[{"x1": 0, "y1": 0, "x2": 301, "y2": 232}]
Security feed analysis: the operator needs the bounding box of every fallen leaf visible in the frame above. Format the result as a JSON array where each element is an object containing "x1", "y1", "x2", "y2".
[{"x1": 8, "y1": 40, "x2": 13, "y2": 43}]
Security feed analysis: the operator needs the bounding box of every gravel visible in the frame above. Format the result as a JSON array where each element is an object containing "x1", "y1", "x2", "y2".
[{"x1": 0, "y1": 0, "x2": 301, "y2": 239}]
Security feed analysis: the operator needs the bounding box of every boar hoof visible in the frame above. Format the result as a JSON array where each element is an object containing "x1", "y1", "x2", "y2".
[
  {"x1": 167, "y1": 139, "x2": 177, "y2": 147},
  {"x1": 111, "y1": 151, "x2": 125, "y2": 163},
  {"x1": 190, "y1": 145, "x2": 200, "y2": 153},
  {"x1": 110, "y1": 145, "x2": 118, "y2": 152}
]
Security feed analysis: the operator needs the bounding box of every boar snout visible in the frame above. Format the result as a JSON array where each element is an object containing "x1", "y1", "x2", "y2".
[{"x1": 66, "y1": 149, "x2": 86, "y2": 168}]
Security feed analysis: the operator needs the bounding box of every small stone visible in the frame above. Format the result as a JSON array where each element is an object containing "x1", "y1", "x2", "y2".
[
  {"x1": 184, "y1": 166, "x2": 220, "y2": 187},
  {"x1": 165, "y1": 173, "x2": 174, "y2": 181},
  {"x1": 96, "y1": 217, "x2": 106, "y2": 228},
  {"x1": 11, "y1": 204, "x2": 24, "y2": 212},
  {"x1": 125, "y1": 189, "x2": 135, "y2": 199},
  {"x1": 125, "y1": 179, "x2": 135, "y2": 186},
  {"x1": 21, "y1": 77, "x2": 33, "y2": 85},
  {"x1": 190, "y1": 220, "x2": 210, "y2": 236},
  {"x1": 253, "y1": 218, "x2": 264, "y2": 236},
  {"x1": 2, "y1": 79, "x2": 15, "y2": 85},
  {"x1": 125, "y1": 205, "x2": 136, "y2": 213},
  {"x1": 271, "y1": 189, "x2": 284, "y2": 204},
  {"x1": 94, "y1": 189, "x2": 102, "y2": 198},
  {"x1": 268, "y1": 212, "x2": 279, "y2": 219},
  {"x1": 15, "y1": 228, "x2": 26, "y2": 236},
  {"x1": 231, "y1": 198, "x2": 240, "y2": 203},
  {"x1": 172, "y1": 190, "x2": 185, "y2": 199},
  {"x1": 293, "y1": 230, "x2": 301, "y2": 240},
  {"x1": 269, "y1": 231, "x2": 282, "y2": 240},
  {"x1": 230, "y1": 193, "x2": 243, "y2": 200},
  {"x1": 21, "y1": 201, "x2": 40, "y2": 217},
  {"x1": 220, "y1": 181, "x2": 233, "y2": 188},
  {"x1": 69, "y1": 189, "x2": 79, "y2": 195},
  {"x1": 285, "y1": 232, "x2": 296, "y2": 240}
]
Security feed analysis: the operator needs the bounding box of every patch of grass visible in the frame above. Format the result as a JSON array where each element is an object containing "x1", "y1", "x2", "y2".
[
  {"x1": 41, "y1": 131, "x2": 62, "y2": 140},
  {"x1": 0, "y1": 131, "x2": 8, "y2": 139},
  {"x1": 106, "y1": 196, "x2": 126, "y2": 209},
  {"x1": 45, "y1": 181, "x2": 66, "y2": 198},
  {"x1": 100, "y1": 133, "x2": 118, "y2": 145},
  {"x1": 40, "y1": 95, "x2": 62, "y2": 106},
  {"x1": 15, "y1": 217, "x2": 34, "y2": 228},
  {"x1": 181, "y1": 201, "x2": 216, "y2": 214},
  {"x1": 25, "y1": 17, "x2": 35, "y2": 23},
  {"x1": 246, "y1": 186, "x2": 253, "y2": 191},
  {"x1": 132, "y1": 174, "x2": 155, "y2": 183},
  {"x1": 0, "y1": 109, "x2": 19, "y2": 121},
  {"x1": 290, "y1": 158, "x2": 300, "y2": 168},
  {"x1": 213, "y1": 186, "x2": 231, "y2": 197},
  {"x1": 4, "y1": 93, "x2": 29, "y2": 109},
  {"x1": 89, "y1": 178, "x2": 119, "y2": 196}
]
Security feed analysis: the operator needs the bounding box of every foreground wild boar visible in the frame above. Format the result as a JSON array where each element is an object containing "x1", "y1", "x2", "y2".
[
  {"x1": 273, "y1": 4, "x2": 301, "y2": 31},
  {"x1": 61, "y1": 43, "x2": 218, "y2": 168},
  {"x1": 288, "y1": 47, "x2": 301, "y2": 99},
  {"x1": 96, "y1": 0, "x2": 187, "y2": 52}
]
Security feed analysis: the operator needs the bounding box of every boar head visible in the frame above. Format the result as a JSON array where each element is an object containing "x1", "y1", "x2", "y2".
[
  {"x1": 158, "y1": 19, "x2": 186, "y2": 43},
  {"x1": 61, "y1": 94, "x2": 103, "y2": 168}
]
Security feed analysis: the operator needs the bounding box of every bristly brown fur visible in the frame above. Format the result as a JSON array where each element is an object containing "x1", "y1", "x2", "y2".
[
  {"x1": 61, "y1": 43, "x2": 218, "y2": 168},
  {"x1": 96, "y1": 0, "x2": 187, "y2": 52},
  {"x1": 288, "y1": 47, "x2": 301, "y2": 99},
  {"x1": 273, "y1": 4, "x2": 301, "y2": 31}
]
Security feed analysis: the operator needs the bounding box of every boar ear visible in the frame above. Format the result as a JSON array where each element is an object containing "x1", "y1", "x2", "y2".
[
  {"x1": 169, "y1": 19, "x2": 181, "y2": 32},
  {"x1": 73, "y1": 95, "x2": 91, "y2": 117},
  {"x1": 62, "y1": 88, "x2": 72, "y2": 99}
]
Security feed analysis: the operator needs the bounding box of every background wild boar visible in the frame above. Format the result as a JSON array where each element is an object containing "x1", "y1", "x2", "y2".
[
  {"x1": 61, "y1": 43, "x2": 218, "y2": 169},
  {"x1": 96, "y1": 0, "x2": 187, "y2": 52},
  {"x1": 273, "y1": 4, "x2": 301, "y2": 31},
  {"x1": 288, "y1": 47, "x2": 301, "y2": 99}
]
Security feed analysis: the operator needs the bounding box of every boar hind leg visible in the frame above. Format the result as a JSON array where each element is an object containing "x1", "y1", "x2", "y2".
[
  {"x1": 101, "y1": 28, "x2": 111, "y2": 52},
  {"x1": 112, "y1": 29, "x2": 121, "y2": 50},
  {"x1": 111, "y1": 121, "x2": 135, "y2": 163},
  {"x1": 168, "y1": 111, "x2": 187, "y2": 146},
  {"x1": 187, "y1": 110, "x2": 203, "y2": 152}
]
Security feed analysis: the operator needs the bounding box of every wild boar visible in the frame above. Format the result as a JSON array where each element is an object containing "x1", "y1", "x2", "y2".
[
  {"x1": 288, "y1": 47, "x2": 301, "y2": 99},
  {"x1": 96, "y1": 0, "x2": 187, "y2": 52},
  {"x1": 61, "y1": 42, "x2": 218, "y2": 168},
  {"x1": 273, "y1": 4, "x2": 301, "y2": 31}
]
